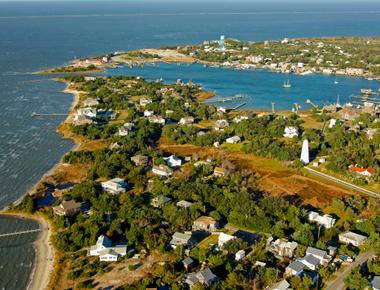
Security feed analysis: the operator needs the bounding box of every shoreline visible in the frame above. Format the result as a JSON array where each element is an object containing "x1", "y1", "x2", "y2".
[
  {"x1": 1, "y1": 79, "x2": 81, "y2": 290},
  {"x1": 1, "y1": 213, "x2": 54, "y2": 290}
]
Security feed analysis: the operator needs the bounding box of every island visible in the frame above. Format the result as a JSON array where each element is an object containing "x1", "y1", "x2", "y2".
[{"x1": 10, "y1": 37, "x2": 380, "y2": 290}]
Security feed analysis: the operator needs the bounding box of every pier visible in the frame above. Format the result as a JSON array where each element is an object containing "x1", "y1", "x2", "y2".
[
  {"x1": 31, "y1": 112, "x2": 68, "y2": 117},
  {"x1": 204, "y1": 94, "x2": 246, "y2": 103},
  {"x1": 0, "y1": 228, "x2": 42, "y2": 238},
  {"x1": 232, "y1": 102, "x2": 247, "y2": 110}
]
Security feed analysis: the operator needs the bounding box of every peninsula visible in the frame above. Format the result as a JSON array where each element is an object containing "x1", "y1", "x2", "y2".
[{"x1": 10, "y1": 37, "x2": 380, "y2": 290}]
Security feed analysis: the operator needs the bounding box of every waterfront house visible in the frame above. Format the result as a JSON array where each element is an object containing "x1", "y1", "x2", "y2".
[
  {"x1": 285, "y1": 260, "x2": 305, "y2": 277},
  {"x1": 308, "y1": 211, "x2": 336, "y2": 229},
  {"x1": 218, "y1": 233, "x2": 236, "y2": 248},
  {"x1": 226, "y1": 136, "x2": 241, "y2": 144},
  {"x1": 183, "y1": 268, "x2": 219, "y2": 287},
  {"x1": 53, "y1": 200, "x2": 81, "y2": 217},
  {"x1": 349, "y1": 164, "x2": 374, "y2": 177},
  {"x1": 192, "y1": 216, "x2": 218, "y2": 232},
  {"x1": 176, "y1": 200, "x2": 193, "y2": 208},
  {"x1": 346, "y1": 68, "x2": 364, "y2": 76},
  {"x1": 283, "y1": 126, "x2": 299, "y2": 138},
  {"x1": 217, "y1": 107, "x2": 227, "y2": 114},
  {"x1": 151, "y1": 195, "x2": 172, "y2": 208},
  {"x1": 101, "y1": 178, "x2": 128, "y2": 195},
  {"x1": 73, "y1": 114, "x2": 95, "y2": 126},
  {"x1": 164, "y1": 155, "x2": 182, "y2": 167},
  {"x1": 83, "y1": 98, "x2": 99, "y2": 107},
  {"x1": 89, "y1": 235, "x2": 127, "y2": 262},
  {"x1": 131, "y1": 154, "x2": 149, "y2": 166},
  {"x1": 170, "y1": 232, "x2": 195, "y2": 249},
  {"x1": 339, "y1": 231, "x2": 367, "y2": 247},
  {"x1": 267, "y1": 238, "x2": 298, "y2": 258},
  {"x1": 179, "y1": 116, "x2": 195, "y2": 125},
  {"x1": 152, "y1": 164, "x2": 173, "y2": 177},
  {"x1": 268, "y1": 279, "x2": 290, "y2": 290}
]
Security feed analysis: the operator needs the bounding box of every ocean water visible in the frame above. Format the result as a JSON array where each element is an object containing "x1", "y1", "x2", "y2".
[
  {"x1": 0, "y1": 1, "x2": 380, "y2": 289},
  {"x1": 105, "y1": 63, "x2": 379, "y2": 110}
]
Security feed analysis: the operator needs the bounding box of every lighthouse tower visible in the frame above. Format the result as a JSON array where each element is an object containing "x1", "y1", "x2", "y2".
[{"x1": 300, "y1": 139, "x2": 309, "y2": 164}]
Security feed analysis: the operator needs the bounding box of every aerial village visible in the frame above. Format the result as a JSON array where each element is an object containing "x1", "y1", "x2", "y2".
[
  {"x1": 15, "y1": 72, "x2": 380, "y2": 290},
  {"x1": 20, "y1": 37, "x2": 380, "y2": 289}
]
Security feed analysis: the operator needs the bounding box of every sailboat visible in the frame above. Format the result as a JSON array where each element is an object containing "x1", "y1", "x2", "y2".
[{"x1": 283, "y1": 79, "x2": 291, "y2": 88}]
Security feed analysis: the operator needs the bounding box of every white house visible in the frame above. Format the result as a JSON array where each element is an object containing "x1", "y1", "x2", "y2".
[
  {"x1": 101, "y1": 178, "x2": 128, "y2": 195},
  {"x1": 300, "y1": 254, "x2": 320, "y2": 271},
  {"x1": 328, "y1": 118, "x2": 337, "y2": 128},
  {"x1": 215, "y1": 119, "x2": 229, "y2": 131},
  {"x1": 144, "y1": 110, "x2": 153, "y2": 117},
  {"x1": 148, "y1": 115, "x2": 165, "y2": 125},
  {"x1": 233, "y1": 115, "x2": 249, "y2": 123},
  {"x1": 269, "y1": 279, "x2": 290, "y2": 290},
  {"x1": 308, "y1": 211, "x2": 336, "y2": 229},
  {"x1": 152, "y1": 164, "x2": 173, "y2": 177},
  {"x1": 283, "y1": 126, "x2": 299, "y2": 138},
  {"x1": 339, "y1": 231, "x2": 367, "y2": 247},
  {"x1": 170, "y1": 232, "x2": 194, "y2": 249},
  {"x1": 176, "y1": 200, "x2": 193, "y2": 208},
  {"x1": 90, "y1": 235, "x2": 127, "y2": 262},
  {"x1": 164, "y1": 155, "x2": 182, "y2": 167},
  {"x1": 285, "y1": 260, "x2": 305, "y2": 276},
  {"x1": 226, "y1": 136, "x2": 241, "y2": 144},
  {"x1": 117, "y1": 127, "x2": 129, "y2": 137},
  {"x1": 179, "y1": 117, "x2": 195, "y2": 125},
  {"x1": 235, "y1": 250, "x2": 246, "y2": 261},
  {"x1": 218, "y1": 233, "x2": 236, "y2": 248},
  {"x1": 140, "y1": 97, "x2": 152, "y2": 107},
  {"x1": 305, "y1": 247, "x2": 328, "y2": 264}
]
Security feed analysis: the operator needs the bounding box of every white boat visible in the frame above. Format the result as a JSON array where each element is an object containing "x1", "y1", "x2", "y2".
[
  {"x1": 334, "y1": 80, "x2": 339, "y2": 84},
  {"x1": 283, "y1": 80, "x2": 291, "y2": 88}
]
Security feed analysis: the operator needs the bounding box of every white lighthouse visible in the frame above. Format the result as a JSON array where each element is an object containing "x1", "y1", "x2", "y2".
[{"x1": 300, "y1": 139, "x2": 309, "y2": 164}]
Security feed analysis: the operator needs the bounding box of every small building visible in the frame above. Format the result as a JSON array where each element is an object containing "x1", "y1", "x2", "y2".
[
  {"x1": 179, "y1": 117, "x2": 195, "y2": 125},
  {"x1": 152, "y1": 164, "x2": 173, "y2": 177},
  {"x1": 226, "y1": 136, "x2": 241, "y2": 144},
  {"x1": 213, "y1": 167, "x2": 229, "y2": 177},
  {"x1": 371, "y1": 276, "x2": 380, "y2": 290},
  {"x1": 267, "y1": 238, "x2": 298, "y2": 258},
  {"x1": 339, "y1": 231, "x2": 367, "y2": 247},
  {"x1": 285, "y1": 260, "x2": 305, "y2": 276},
  {"x1": 182, "y1": 257, "x2": 194, "y2": 271},
  {"x1": 183, "y1": 268, "x2": 219, "y2": 287},
  {"x1": 117, "y1": 126, "x2": 129, "y2": 137},
  {"x1": 301, "y1": 254, "x2": 321, "y2": 270},
  {"x1": 101, "y1": 178, "x2": 128, "y2": 195},
  {"x1": 164, "y1": 155, "x2": 182, "y2": 167},
  {"x1": 151, "y1": 195, "x2": 172, "y2": 208},
  {"x1": 83, "y1": 98, "x2": 99, "y2": 107},
  {"x1": 235, "y1": 250, "x2": 246, "y2": 261},
  {"x1": 306, "y1": 247, "x2": 328, "y2": 264},
  {"x1": 268, "y1": 279, "x2": 290, "y2": 290},
  {"x1": 53, "y1": 200, "x2": 81, "y2": 217},
  {"x1": 349, "y1": 164, "x2": 374, "y2": 177},
  {"x1": 218, "y1": 233, "x2": 236, "y2": 248},
  {"x1": 144, "y1": 110, "x2": 153, "y2": 117},
  {"x1": 192, "y1": 216, "x2": 218, "y2": 232},
  {"x1": 176, "y1": 200, "x2": 193, "y2": 208},
  {"x1": 140, "y1": 97, "x2": 152, "y2": 107},
  {"x1": 170, "y1": 232, "x2": 194, "y2": 249},
  {"x1": 148, "y1": 115, "x2": 165, "y2": 125},
  {"x1": 109, "y1": 142, "x2": 121, "y2": 151},
  {"x1": 233, "y1": 115, "x2": 249, "y2": 123},
  {"x1": 131, "y1": 155, "x2": 149, "y2": 166},
  {"x1": 283, "y1": 126, "x2": 299, "y2": 138},
  {"x1": 89, "y1": 235, "x2": 127, "y2": 262},
  {"x1": 308, "y1": 211, "x2": 336, "y2": 229},
  {"x1": 215, "y1": 119, "x2": 229, "y2": 131}
]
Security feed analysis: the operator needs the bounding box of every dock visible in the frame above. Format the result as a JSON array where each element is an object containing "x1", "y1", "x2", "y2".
[
  {"x1": 232, "y1": 102, "x2": 247, "y2": 110},
  {"x1": 0, "y1": 228, "x2": 42, "y2": 238},
  {"x1": 204, "y1": 94, "x2": 246, "y2": 103},
  {"x1": 31, "y1": 112, "x2": 68, "y2": 117}
]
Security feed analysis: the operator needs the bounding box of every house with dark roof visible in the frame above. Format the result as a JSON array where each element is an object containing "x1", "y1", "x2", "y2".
[
  {"x1": 285, "y1": 260, "x2": 305, "y2": 276},
  {"x1": 301, "y1": 254, "x2": 320, "y2": 271},
  {"x1": 53, "y1": 200, "x2": 81, "y2": 217},
  {"x1": 182, "y1": 257, "x2": 194, "y2": 271},
  {"x1": 151, "y1": 195, "x2": 172, "y2": 208},
  {"x1": 170, "y1": 232, "x2": 195, "y2": 249},
  {"x1": 183, "y1": 268, "x2": 219, "y2": 287}
]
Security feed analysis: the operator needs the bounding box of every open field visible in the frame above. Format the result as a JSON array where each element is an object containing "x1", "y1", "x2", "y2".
[{"x1": 159, "y1": 142, "x2": 354, "y2": 207}]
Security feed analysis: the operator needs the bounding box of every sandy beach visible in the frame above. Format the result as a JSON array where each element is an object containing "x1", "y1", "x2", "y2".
[{"x1": 27, "y1": 216, "x2": 54, "y2": 290}]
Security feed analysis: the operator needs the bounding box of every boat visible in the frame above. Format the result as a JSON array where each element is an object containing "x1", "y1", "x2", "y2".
[
  {"x1": 334, "y1": 80, "x2": 339, "y2": 84},
  {"x1": 283, "y1": 79, "x2": 291, "y2": 88}
]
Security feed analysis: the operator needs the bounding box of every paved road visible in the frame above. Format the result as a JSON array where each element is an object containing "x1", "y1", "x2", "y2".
[
  {"x1": 304, "y1": 167, "x2": 380, "y2": 199},
  {"x1": 325, "y1": 250, "x2": 374, "y2": 290}
]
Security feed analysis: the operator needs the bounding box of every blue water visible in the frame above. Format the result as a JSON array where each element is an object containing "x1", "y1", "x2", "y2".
[
  {"x1": 105, "y1": 63, "x2": 379, "y2": 110},
  {"x1": 0, "y1": 1, "x2": 380, "y2": 289}
]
